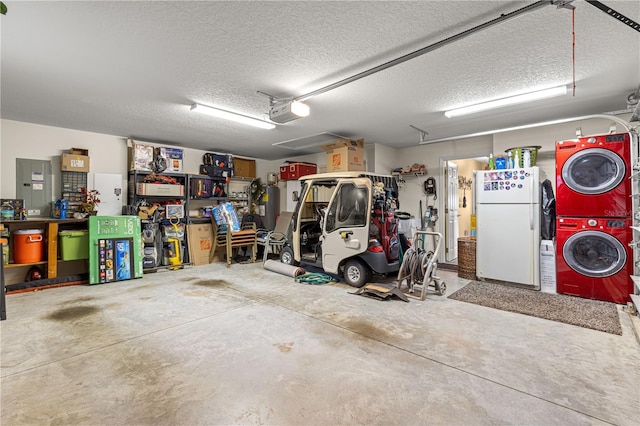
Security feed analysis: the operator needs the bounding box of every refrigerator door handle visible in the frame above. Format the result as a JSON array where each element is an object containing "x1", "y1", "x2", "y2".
[{"x1": 529, "y1": 174, "x2": 534, "y2": 230}]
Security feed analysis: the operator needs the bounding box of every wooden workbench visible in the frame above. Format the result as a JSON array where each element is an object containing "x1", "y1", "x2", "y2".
[{"x1": 1, "y1": 218, "x2": 89, "y2": 286}]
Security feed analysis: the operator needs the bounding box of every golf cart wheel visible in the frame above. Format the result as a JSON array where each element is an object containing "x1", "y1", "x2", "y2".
[
  {"x1": 344, "y1": 259, "x2": 371, "y2": 288},
  {"x1": 437, "y1": 280, "x2": 446, "y2": 296},
  {"x1": 279, "y1": 246, "x2": 299, "y2": 266}
]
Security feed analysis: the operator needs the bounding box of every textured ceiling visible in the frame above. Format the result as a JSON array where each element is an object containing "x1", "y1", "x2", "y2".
[{"x1": 1, "y1": 1, "x2": 639, "y2": 160}]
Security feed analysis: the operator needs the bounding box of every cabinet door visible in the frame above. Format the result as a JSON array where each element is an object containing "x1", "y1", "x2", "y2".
[{"x1": 94, "y1": 173, "x2": 123, "y2": 216}]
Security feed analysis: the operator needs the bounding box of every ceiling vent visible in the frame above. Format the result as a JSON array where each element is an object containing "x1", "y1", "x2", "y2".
[{"x1": 272, "y1": 132, "x2": 348, "y2": 151}]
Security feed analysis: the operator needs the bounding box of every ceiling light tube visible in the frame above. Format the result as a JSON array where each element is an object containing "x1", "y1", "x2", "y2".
[
  {"x1": 419, "y1": 114, "x2": 631, "y2": 145},
  {"x1": 444, "y1": 85, "x2": 568, "y2": 118},
  {"x1": 191, "y1": 103, "x2": 276, "y2": 130}
]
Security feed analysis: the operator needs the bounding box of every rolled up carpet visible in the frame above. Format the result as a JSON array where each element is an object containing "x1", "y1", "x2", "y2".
[{"x1": 263, "y1": 259, "x2": 306, "y2": 277}]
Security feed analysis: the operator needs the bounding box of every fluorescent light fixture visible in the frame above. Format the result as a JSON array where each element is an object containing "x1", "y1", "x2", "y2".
[
  {"x1": 191, "y1": 103, "x2": 276, "y2": 130},
  {"x1": 444, "y1": 85, "x2": 568, "y2": 118},
  {"x1": 419, "y1": 114, "x2": 631, "y2": 145},
  {"x1": 269, "y1": 100, "x2": 310, "y2": 123}
]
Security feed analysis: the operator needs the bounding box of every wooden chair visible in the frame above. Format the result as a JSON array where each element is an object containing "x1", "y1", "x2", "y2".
[{"x1": 210, "y1": 212, "x2": 257, "y2": 268}]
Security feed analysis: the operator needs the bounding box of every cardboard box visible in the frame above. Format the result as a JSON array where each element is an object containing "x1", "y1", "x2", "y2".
[
  {"x1": 234, "y1": 157, "x2": 256, "y2": 178},
  {"x1": 160, "y1": 147, "x2": 184, "y2": 173},
  {"x1": 321, "y1": 138, "x2": 365, "y2": 172},
  {"x1": 187, "y1": 223, "x2": 214, "y2": 266},
  {"x1": 61, "y1": 147, "x2": 90, "y2": 172},
  {"x1": 540, "y1": 240, "x2": 557, "y2": 294},
  {"x1": 128, "y1": 141, "x2": 155, "y2": 171},
  {"x1": 69, "y1": 148, "x2": 89, "y2": 156},
  {"x1": 279, "y1": 162, "x2": 317, "y2": 181},
  {"x1": 136, "y1": 183, "x2": 184, "y2": 197}
]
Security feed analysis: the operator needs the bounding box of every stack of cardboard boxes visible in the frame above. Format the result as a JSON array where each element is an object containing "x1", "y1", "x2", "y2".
[
  {"x1": 127, "y1": 140, "x2": 184, "y2": 173},
  {"x1": 279, "y1": 138, "x2": 366, "y2": 181}
]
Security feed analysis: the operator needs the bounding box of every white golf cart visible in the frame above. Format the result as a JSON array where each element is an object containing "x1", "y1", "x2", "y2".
[{"x1": 279, "y1": 172, "x2": 401, "y2": 287}]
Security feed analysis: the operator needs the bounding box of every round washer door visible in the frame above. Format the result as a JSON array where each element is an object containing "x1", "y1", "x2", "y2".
[
  {"x1": 562, "y1": 230, "x2": 626, "y2": 278},
  {"x1": 561, "y1": 148, "x2": 626, "y2": 195}
]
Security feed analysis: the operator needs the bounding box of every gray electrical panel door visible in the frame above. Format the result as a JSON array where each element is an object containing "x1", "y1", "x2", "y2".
[{"x1": 16, "y1": 159, "x2": 52, "y2": 217}]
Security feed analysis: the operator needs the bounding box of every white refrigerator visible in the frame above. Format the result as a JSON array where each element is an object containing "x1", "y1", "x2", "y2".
[{"x1": 475, "y1": 167, "x2": 541, "y2": 289}]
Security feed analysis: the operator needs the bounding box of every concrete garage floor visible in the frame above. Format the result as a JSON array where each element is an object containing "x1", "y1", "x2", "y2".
[{"x1": 1, "y1": 263, "x2": 639, "y2": 425}]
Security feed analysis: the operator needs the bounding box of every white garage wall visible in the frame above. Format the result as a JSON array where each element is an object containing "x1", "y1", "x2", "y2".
[
  {"x1": 0, "y1": 119, "x2": 267, "y2": 204},
  {"x1": 393, "y1": 135, "x2": 493, "y2": 220},
  {"x1": 1, "y1": 120, "x2": 129, "y2": 199},
  {"x1": 3, "y1": 115, "x2": 634, "y2": 224}
]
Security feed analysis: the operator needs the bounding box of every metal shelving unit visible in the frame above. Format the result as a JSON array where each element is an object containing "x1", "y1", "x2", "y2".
[
  {"x1": 186, "y1": 174, "x2": 229, "y2": 224},
  {"x1": 228, "y1": 176, "x2": 254, "y2": 223},
  {"x1": 127, "y1": 170, "x2": 190, "y2": 269}
]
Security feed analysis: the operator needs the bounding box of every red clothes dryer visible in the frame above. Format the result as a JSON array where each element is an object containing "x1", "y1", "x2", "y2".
[
  {"x1": 555, "y1": 132, "x2": 634, "y2": 218},
  {"x1": 556, "y1": 217, "x2": 633, "y2": 304}
]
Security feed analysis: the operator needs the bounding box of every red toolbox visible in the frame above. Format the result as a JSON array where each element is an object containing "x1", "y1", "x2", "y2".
[{"x1": 279, "y1": 162, "x2": 317, "y2": 180}]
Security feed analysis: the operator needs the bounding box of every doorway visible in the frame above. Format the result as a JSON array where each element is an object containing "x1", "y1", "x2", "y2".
[
  {"x1": 442, "y1": 157, "x2": 488, "y2": 266},
  {"x1": 444, "y1": 162, "x2": 459, "y2": 263}
]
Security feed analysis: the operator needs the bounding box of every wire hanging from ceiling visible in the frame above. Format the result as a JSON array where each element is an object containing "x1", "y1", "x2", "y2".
[{"x1": 572, "y1": 8, "x2": 576, "y2": 97}]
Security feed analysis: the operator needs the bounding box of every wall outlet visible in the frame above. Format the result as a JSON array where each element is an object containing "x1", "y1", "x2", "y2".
[{"x1": 28, "y1": 209, "x2": 40, "y2": 216}]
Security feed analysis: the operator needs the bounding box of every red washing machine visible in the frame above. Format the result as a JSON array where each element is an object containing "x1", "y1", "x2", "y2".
[
  {"x1": 556, "y1": 217, "x2": 633, "y2": 304},
  {"x1": 555, "y1": 132, "x2": 634, "y2": 217}
]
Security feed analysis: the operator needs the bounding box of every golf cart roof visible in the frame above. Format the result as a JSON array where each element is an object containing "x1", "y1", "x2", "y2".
[
  {"x1": 298, "y1": 171, "x2": 398, "y2": 192},
  {"x1": 299, "y1": 171, "x2": 394, "y2": 181}
]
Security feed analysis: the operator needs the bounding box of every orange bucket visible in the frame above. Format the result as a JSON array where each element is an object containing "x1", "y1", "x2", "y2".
[{"x1": 13, "y1": 229, "x2": 45, "y2": 264}]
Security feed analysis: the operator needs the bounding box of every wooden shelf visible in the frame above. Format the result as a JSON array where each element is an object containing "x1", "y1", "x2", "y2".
[
  {"x1": 392, "y1": 171, "x2": 425, "y2": 178},
  {"x1": 4, "y1": 261, "x2": 47, "y2": 269},
  {"x1": 189, "y1": 196, "x2": 227, "y2": 201},
  {"x1": 1, "y1": 219, "x2": 90, "y2": 286}
]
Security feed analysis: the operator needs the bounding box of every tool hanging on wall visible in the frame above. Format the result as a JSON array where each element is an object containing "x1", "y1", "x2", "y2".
[
  {"x1": 424, "y1": 206, "x2": 438, "y2": 227},
  {"x1": 458, "y1": 176, "x2": 473, "y2": 208},
  {"x1": 424, "y1": 177, "x2": 437, "y2": 199}
]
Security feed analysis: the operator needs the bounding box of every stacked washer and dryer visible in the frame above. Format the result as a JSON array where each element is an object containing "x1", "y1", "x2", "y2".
[{"x1": 555, "y1": 132, "x2": 637, "y2": 304}]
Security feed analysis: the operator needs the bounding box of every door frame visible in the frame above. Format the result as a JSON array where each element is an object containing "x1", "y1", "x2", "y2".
[
  {"x1": 437, "y1": 152, "x2": 490, "y2": 266},
  {"x1": 444, "y1": 161, "x2": 459, "y2": 262}
]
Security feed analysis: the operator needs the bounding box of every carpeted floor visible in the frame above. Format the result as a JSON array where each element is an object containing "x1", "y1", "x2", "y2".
[{"x1": 449, "y1": 281, "x2": 622, "y2": 335}]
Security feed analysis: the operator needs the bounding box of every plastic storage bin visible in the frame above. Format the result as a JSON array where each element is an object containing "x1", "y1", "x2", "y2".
[{"x1": 59, "y1": 230, "x2": 89, "y2": 260}]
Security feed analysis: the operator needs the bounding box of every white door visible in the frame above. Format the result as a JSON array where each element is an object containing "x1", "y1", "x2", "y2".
[
  {"x1": 445, "y1": 162, "x2": 459, "y2": 262},
  {"x1": 476, "y1": 203, "x2": 539, "y2": 287}
]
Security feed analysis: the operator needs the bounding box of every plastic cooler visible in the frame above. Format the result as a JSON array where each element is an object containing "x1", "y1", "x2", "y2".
[
  {"x1": 13, "y1": 229, "x2": 45, "y2": 264},
  {"x1": 59, "y1": 230, "x2": 89, "y2": 260}
]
